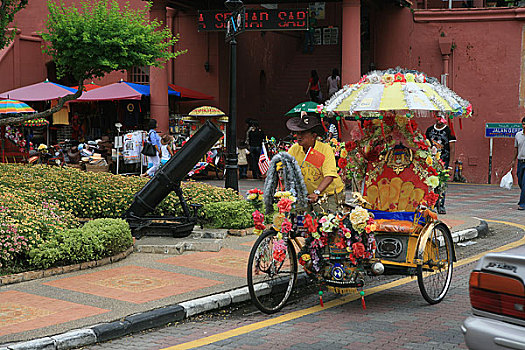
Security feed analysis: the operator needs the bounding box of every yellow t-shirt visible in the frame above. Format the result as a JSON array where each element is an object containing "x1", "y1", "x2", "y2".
[{"x1": 288, "y1": 141, "x2": 345, "y2": 196}]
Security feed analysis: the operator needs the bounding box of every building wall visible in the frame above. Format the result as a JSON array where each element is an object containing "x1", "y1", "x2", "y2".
[{"x1": 369, "y1": 5, "x2": 523, "y2": 183}]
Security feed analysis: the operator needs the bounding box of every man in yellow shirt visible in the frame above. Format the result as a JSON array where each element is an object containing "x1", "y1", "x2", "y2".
[{"x1": 286, "y1": 114, "x2": 345, "y2": 213}]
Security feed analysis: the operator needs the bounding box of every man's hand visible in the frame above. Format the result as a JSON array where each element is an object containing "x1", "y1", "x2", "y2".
[{"x1": 307, "y1": 193, "x2": 319, "y2": 203}]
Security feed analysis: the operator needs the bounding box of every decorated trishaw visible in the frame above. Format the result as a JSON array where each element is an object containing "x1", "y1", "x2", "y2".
[
  {"x1": 246, "y1": 68, "x2": 472, "y2": 314},
  {"x1": 174, "y1": 106, "x2": 227, "y2": 179}
]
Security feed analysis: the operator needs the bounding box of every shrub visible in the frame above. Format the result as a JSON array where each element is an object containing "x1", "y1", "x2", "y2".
[
  {"x1": 28, "y1": 218, "x2": 132, "y2": 269},
  {"x1": 201, "y1": 201, "x2": 256, "y2": 229}
]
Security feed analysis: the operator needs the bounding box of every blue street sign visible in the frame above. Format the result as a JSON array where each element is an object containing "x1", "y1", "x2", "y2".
[{"x1": 485, "y1": 122, "x2": 522, "y2": 138}]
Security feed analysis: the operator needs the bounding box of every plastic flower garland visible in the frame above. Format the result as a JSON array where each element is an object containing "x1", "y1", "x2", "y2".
[{"x1": 297, "y1": 206, "x2": 377, "y2": 273}]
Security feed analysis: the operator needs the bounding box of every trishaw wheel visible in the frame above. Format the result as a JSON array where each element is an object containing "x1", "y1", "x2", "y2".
[
  {"x1": 417, "y1": 223, "x2": 453, "y2": 304},
  {"x1": 247, "y1": 229, "x2": 297, "y2": 314}
]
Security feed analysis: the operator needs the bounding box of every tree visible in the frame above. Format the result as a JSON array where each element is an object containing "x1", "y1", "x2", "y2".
[
  {"x1": 0, "y1": 0, "x2": 185, "y2": 126},
  {"x1": 0, "y1": 0, "x2": 28, "y2": 49}
]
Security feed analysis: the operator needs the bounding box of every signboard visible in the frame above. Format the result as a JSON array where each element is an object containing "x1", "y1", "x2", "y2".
[
  {"x1": 485, "y1": 123, "x2": 522, "y2": 138},
  {"x1": 198, "y1": 9, "x2": 309, "y2": 32}
]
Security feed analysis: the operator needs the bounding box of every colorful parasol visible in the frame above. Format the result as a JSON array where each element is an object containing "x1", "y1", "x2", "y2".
[
  {"x1": 22, "y1": 118, "x2": 49, "y2": 127},
  {"x1": 285, "y1": 101, "x2": 321, "y2": 117},
  {"x1": 188, "y1": 106, "x2": 227, "y2": 118},
  {"x1": 324, "y1": 69, "x2": 472, "y2": 119},
  {"x1": 0, "y1": 99, "x2": 36, "y2": 114}
]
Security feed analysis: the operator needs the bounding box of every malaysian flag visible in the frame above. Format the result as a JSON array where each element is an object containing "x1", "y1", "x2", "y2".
[{"x1": 258, "y1": 143, "x2": 270, "y2": 175}]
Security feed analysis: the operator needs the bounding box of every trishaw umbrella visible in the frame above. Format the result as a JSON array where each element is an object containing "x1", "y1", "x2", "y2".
[{"x1": 285, "y1": 101, "x2": 320, "y2": 117}]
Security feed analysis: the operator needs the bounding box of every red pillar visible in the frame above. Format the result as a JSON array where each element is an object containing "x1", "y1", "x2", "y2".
[
  {"x1": 341, "y1": 0, "x2": 361, "y2": 85},
  {"x1": 150, "y1": 0, "x2": 169, "y2": 134}
]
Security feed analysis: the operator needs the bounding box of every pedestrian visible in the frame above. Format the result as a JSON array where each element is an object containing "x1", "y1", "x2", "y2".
[
  {"x1": 246, "y1": 120, "x2": 265, "y2": 179},
  {"x1": 508, "y1": 116, "x2": 525, "y2": 210},
  {"x1": 306, "y1": 70, "x2": 322, "y2": 103},
  {"x1": 237, "y1": 140, "x2": 250, "y2": 179},
  {"x1": 140, "y1": 119, "x2": 161, "y2": 178},
  {"x1": 326, "y1": 68, "x2": 341, "y2": 99},
  {"x1": 160, "y1": 133, "x2": 175, "y2": 166},
  {"x1": 327, "y1": 117, "x2": 339, "y2": 141},
  {"x1": 425, "y1": 113, "x2": 456, "y2": 214},
  {"x1": 286, "y1": 113, "x2": 345, "y2": 213}
]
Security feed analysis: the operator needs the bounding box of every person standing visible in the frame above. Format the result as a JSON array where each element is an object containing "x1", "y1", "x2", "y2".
[
  {"x1": 237, "y1": 140, "x2": 250, "y2": 179},
  {"x1": 326, "y1": 68, "x2": 341, "y2": 99},
  {"x1": 306, "y1": 70, "x2": 321, "y2": 103},
  {"x1": 286, "y1": 114, "x2": 345, "y2": 213},
  {"x1": 140, "y1": 119, "x2": 161, "y2": 178},
  {"x1": 508, "y1": 116, "x2": 525, "y2": 210},
  {"x1": 247, "y1": 120, "x2": 265, "y2": 179},
  {"x1": 160, "y1": 134, "x2": 174, "y2": 166},
  {"x1": 425, "y1": 113, "x2": 456, "y2": 214},
  {"x1": 303, "y1": 10, "x2": 317, "y2": 53}
]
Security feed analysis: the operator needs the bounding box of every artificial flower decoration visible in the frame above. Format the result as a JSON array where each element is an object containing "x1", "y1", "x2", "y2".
[
  {"x1": 350, "y1": 206, "x2": 370, "y2": 231},
  {"x1": 273, "y1": 239, "x2": 287, "y2": 262},
  {"x1": 425, "y1": 175, "x2": 440, "y2": 189}
]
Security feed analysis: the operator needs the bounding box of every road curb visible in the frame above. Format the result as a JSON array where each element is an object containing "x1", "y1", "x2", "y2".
[{"x1": 1, "y1": 220, "x2": 487, "y2": 350}]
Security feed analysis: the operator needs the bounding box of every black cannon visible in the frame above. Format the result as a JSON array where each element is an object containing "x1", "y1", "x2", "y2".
[{"x1": 125, "y1": 120, "x2": 223, "y2": 238}]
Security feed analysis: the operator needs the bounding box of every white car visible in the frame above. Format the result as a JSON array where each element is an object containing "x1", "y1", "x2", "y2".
[{"x1": 462, "y1": 246, "x2": 525, "y2": 350}]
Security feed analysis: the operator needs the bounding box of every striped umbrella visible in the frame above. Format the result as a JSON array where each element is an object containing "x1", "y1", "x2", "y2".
[
  {"x1": 324, "y1": 69, "x2": 472, "y2": 119},
  {"x1": 0, "y1": 99, "x2": 36, "y2": 114}
]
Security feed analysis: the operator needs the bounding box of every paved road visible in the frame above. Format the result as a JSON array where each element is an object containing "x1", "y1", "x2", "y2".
[{"x1": 81, "y1": 182, "x2": 525, "y2": 350}]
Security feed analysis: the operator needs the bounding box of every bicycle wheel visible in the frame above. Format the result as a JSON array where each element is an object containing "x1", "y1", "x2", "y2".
[
  {"x1": 417, "y1": 223, "x2": 453, "y2": 304},
  {"x1": 247, "y1": 229, "x2": 297, "y2": 314}
]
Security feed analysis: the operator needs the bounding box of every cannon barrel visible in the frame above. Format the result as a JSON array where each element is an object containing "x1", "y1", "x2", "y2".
[{"x1": 126, "y1": 120, "x2": 223, "y2": 218}]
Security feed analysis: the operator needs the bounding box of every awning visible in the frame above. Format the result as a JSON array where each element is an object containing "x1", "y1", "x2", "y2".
[
  {"x1": 76, "y1": 81, "x2": 180, "y2": 101},
  {"x1": 0, "y1": 80, "x2": 77, "y2": 101},
  {"x1": 168, "y1": 84, "x2": 214, "y2": 101}
]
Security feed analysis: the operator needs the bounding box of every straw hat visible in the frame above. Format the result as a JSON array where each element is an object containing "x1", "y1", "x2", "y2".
[{"x1": 161, "y1": 134, "x2": 174, "y2": 145}]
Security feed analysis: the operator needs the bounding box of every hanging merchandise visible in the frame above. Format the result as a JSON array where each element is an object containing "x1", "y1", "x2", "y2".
[{"x1": 123, "y1": 131, "x2": 145, "y2": 164}]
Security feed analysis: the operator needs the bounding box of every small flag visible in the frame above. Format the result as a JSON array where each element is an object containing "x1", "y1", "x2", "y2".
[
  {"x1": 304, "y1": 148, "x2": 325, "y2": 168},
  {"x1": 258, "y1": 143, "x2": 270, "y2": 175}
]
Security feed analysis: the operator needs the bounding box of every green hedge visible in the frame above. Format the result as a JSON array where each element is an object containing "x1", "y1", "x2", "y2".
[
  {"x1": 201, "y1": 201, "x2": 256, "y2": 229},
  {"x1": 28, "y1": 218, "x2": 132, "y2": 269}
]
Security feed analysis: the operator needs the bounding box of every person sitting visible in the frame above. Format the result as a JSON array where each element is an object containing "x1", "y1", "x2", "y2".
[{"x1": 286, "y1": 113, "x2": 345, "y2": 213}]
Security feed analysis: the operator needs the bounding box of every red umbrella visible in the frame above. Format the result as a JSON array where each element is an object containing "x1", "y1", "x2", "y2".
[
  {"x1": 168, "y1": 84, "x2": 214, "y2": 101},
  {"x1": 71, "y1": 82, "x2": 101, "y2": 92}
]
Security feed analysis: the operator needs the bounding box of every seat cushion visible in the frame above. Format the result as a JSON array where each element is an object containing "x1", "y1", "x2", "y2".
[{"x1": 374, "y1": 219, "x2": 422, "y2": 234}]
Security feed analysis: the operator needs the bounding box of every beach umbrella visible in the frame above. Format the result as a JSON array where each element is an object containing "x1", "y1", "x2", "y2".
[
  {"x1": 324, "y1": 69, "x2": 472, "y2": 119},
  {"x1": 188, "y1": 106, "x2": 227, "y2": 118},
  {"x1": 0, "y1": 80, "x2": 77, "y2": 101},
  {"x1": 0, "y1": 99, "x2": 36, "y2": 114},
  {"x1": 285, "y1": 101, "x2": 320, "y2": 117}
]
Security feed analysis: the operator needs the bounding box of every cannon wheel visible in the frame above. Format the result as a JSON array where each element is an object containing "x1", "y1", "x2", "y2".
[
  {"x1": 247, "y1": 228, "x2": 298, "y2": 314},
  {"x1": 417, "y1": 223, "x2": 453, "y2": 304}
]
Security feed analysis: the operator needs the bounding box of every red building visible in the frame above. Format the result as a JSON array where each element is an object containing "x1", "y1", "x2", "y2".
[{"x1": 2, "y1": 0, "x2": 523, "y2": 183}]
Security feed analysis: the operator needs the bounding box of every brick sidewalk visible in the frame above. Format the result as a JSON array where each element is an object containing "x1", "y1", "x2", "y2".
[{"x1": 0, "y1": 181, "x2": 522, "y2": 346}]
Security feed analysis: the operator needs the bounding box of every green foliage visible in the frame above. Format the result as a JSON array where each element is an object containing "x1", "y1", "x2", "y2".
[
  {"x1": 0, "y1": 164, "x2": 244, "y2": 220},
  {"x1": 0, "y1": 0, "x2": 28, "y2": 49},
  {"x1": 41, "y1": 0, "x2": 186, "y2": 82},
  {"x1": 28, "y1": 218, "x2": 132, "y2": 269},
  {"x1": 201, "y1": 201, "x2": 256, "y2": 229}
]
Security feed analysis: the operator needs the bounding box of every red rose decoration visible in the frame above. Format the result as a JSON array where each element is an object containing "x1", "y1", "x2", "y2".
[
  {"x1": 352, "y1": 242, "x2": 366, "y2": 259},
  {"x1": 394, "y1": 72, "x2": 406, "y2": 83},
  {"x1": 337, "y1": 157, "x2": 348, "y2": 169},
  {"x1": 384, "y1": 113, "x2": 395, "y2": 127},
  {"x1": 273, "y1": 249, "x2": 286, "y2": 262},
  {"x1": 277, "y1": 198, "x2": 292, "y2": 213},
  {"x1": 345, "y1": 141, "x2": 357, "y2": 151},
  {"x1": 304, "y1": 214, "x2": 318, "y2": 234}
]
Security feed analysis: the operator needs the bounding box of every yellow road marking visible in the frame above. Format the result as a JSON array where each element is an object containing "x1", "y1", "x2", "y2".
[{"x1": 161, "y1": 219, "x2": 525, "y2": 350}]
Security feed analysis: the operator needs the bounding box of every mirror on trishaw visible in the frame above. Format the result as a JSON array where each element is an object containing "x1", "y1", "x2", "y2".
[{"x1": 247, "y1": 68, "x2": 473, "y2": 314}]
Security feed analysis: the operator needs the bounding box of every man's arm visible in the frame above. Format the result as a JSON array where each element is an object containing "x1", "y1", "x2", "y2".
[
  {"x1": 448, "y1": 141, "x2": 455, "y2": 169},
  {"x1": 509, "y1": 146, "x2": 518, "y2": 170},
  {"x1": 307, "y1": 176, "x2": 335, "y2": 203}
]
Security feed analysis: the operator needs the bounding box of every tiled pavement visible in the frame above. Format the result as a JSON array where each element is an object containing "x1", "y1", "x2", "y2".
[{"x1": 0, "y1": 180, "x2": 523, "y2": 346}]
